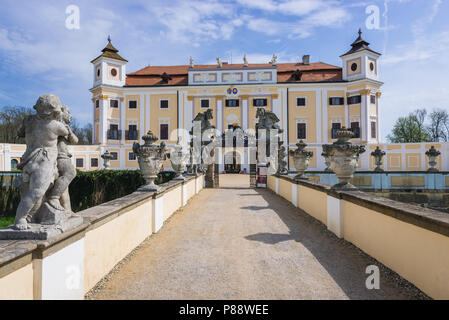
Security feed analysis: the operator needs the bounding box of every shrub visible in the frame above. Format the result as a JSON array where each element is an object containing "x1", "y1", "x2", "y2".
[{"x1": 0, "y1": 169, "x2": 177, "y2": 219}]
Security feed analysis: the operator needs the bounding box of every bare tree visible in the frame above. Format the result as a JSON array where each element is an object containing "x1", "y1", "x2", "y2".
[
  {"x1": 0, "y1": 106, "x2": 34, "y2": 143},
  {"x1": 427, "y1": 109, "x2": 449, "y2": 142},
  {"x1": 0, "y1": 105, "x2": 92, "y2": 145}
]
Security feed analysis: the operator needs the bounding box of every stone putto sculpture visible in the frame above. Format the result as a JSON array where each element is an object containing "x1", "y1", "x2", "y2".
[
  {"x1": 321, "y1": 150, "x2": 332, "y2": 172},
  {"x1": 0, "y1": 94, "x2": 83, "y2": 239}
]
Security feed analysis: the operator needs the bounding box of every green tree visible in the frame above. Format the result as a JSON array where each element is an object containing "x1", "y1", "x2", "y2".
[{"x1": 387, "y1": 109, "x2": 431, "y2": 143}]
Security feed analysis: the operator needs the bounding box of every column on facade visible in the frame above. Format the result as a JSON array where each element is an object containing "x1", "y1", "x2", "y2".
[
  {"x1": 120, "y1": 97, "x2": 126, "y2": 145},
  {"x1": 145, "y1": 94, "x2": 151, "y2": 138},
  {"x1": 322, "y1": 88, "x2": 329, "y2": 144},
  {"x1": 315, "y1": 89, "x2": 322, "y2": 144},
  {"x1": 186, "y1": 96, "x2": 194, "y2": 144},
  {"x1": 360, "y1": 89, "x2": 370, "y2": 143},
  {"x1": 216, "y1": 95, "x2": 224, "y2": 173},
  {"x1": 177, "y1": 91, "x2": 184, "y2": 143},
  {"x1": 216, "y1": 95, "x2": 223, "y2": 134},
  {"x1": 139, "y1": 94, "x2": 145, "y2": 144},
  {"x1": 4, "y1": 145, "x2": 11, "y2": 171},
  {"x1": 375, "y1": 91, "x2": 381, "y2": 143},
  {"x1": 241, "y1": 95, "x2": 248, "y2": 131},
  {"x1": 98, "y1": 95, "x2": 108, "y2": 145},
  {"x1": 91, "y1": 98, "x2": 96, "y2": 143}
]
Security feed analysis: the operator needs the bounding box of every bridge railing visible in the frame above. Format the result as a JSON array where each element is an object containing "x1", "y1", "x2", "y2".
[
  {"x1": 0, "y1": 174, "x2": 205, "y2": 300},
  {"x1": 268, "y1": 174, "x2": 449, "y2": 299}
]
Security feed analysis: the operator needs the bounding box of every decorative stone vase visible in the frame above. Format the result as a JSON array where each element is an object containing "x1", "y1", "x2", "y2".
[
  {"x1": 322, "y1": 127, "x2": 365, "y2": 190},
  {"x1": 101, "y1": 150, "x2": 114, "y2": 169},
  {"x1": 170, "y1": 143, "x2": 190, "y2": 180},
  {"x1": 370, "y1": 146, "x2": 386, "y2": 172},
  {"x1": 290, "y1": 140, "x2": 313, "y2": 180},
  {"x1": 133, "y1": 130, "x2": 166, "y2": 191},
  {"x1": 321, "y1": 151, "x2": 333, "y2": 172},
  {"x1": 425, "y1": 146, "x2": 440, "y2": 172}
]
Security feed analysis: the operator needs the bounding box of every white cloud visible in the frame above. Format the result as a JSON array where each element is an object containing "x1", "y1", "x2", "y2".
[
  {"x1": 236, "y1": 0, "x2": 277, "y2": 11},
  {"x1": 278, "y1": 0, "x2": 325, "y2": 16}
]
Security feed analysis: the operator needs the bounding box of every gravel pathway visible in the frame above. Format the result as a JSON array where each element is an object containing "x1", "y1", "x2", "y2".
[{"x1": 89, "y1": 175, "x2": 427, "y2": 300}]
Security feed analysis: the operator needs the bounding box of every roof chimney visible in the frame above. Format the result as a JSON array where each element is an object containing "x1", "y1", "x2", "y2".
[{"x1": 302, "y1": 55, "x2": 310, "y2": 65}]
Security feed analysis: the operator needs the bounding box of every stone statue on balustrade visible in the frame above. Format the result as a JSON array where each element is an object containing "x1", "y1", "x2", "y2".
[
  {"x1": 255, "y1": 108, "x2": 283, "y2": 133},
  {"x1": 188, "y1": 108, "x2": 216, "y2": 174},
  {"x1": 0, "y1": 94, "x2": 83, "y2": 239}
]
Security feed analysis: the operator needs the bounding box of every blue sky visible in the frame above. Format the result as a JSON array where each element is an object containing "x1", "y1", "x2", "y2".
[{"x1": 0, "y1": 0, "x2": 448, "y2": 141}]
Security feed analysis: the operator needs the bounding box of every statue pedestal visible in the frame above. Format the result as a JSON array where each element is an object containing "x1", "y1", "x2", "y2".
[{"x1": 0, "y1": 206, "x2": 83, "y2": 240}]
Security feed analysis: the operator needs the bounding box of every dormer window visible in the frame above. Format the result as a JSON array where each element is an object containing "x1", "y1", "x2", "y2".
[
  {"x1": 161, "y1": 72, "x2": 172, "y2": 84},
  {"x1": 292, "y1": 69, "x2": 302, "y2": 81}
]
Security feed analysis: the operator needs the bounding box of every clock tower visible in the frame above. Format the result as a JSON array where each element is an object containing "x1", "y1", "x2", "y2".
[
  {"x1": 341, "y1": 29, "x2": 380, "y2": 82},
  {"x1": 91, "y1": 36, "x2": 127, "y2": 88}
]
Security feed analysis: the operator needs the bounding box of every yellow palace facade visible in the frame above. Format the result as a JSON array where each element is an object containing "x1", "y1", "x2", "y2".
[{"x1": 89, "y1": 30, "x2": 383, "y2": 172}]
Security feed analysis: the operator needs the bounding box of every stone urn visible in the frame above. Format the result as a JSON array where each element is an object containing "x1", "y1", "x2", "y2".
[
  {"x1": 425, "y1": 146, "x2": 440, "y2": 172},
  {"x1": 322, "y1": 127, "x2": 365, "y2": 190},
  {"x1": 170, "y1": 143, "x2": 190, "y2": 180},
  {"x1": 133, "y1": 130, "x2": 166, "y2": 191},
  {"x1": 289, "y1": 140, "x2": 313, "y2": 180},
  {"x1": 101, "y1": 150, "x2": 114, "y2": 169},
  {"x1": 321, "y1": 150, "x2": 333, "y2": 172},
  {"x1": 370, "y1": 146, "x2": 386, "y2": 172}
]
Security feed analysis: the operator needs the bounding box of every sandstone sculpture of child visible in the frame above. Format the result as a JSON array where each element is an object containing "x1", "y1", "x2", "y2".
[{"x1": 13, "y1": 95, "x2": 69, "y2": 230}]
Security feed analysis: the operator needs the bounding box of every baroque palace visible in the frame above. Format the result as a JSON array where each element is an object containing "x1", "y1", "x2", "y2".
[
  {"x1": 1, "y1": 30, "x2": 446, "y2": 172},
  {"x1": 90, "y1": 30, "x2": 381, "y2": 173}
]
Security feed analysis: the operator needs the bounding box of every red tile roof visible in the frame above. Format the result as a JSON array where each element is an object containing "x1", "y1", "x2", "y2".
[{"x1": 125, "y1": 62, "x2": 342, "y2": 86}]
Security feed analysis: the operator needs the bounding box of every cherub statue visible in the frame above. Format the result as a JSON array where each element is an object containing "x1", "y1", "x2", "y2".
[
  {"x1": 13, "y1": 95, "x2": 69, "y2": 230},
  {"x1": 46, "y1": 105, "x2": 78, "y2": 212}
]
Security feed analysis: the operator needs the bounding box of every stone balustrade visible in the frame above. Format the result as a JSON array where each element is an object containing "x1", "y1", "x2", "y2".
[
  {"x1": 0, "y1": 174, "x2": 204, "y2": 299},
  {"x1": 268, "y1": 174, "x2": 449, "y2": 299}
]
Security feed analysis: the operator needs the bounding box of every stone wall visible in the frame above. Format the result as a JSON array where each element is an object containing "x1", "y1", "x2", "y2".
[
  {"x1": 268, "y1": 174, "x2": 449, "y2": 299},
  {"x1": 0, "y1": 174, "x2": 204, "y2": 300}
]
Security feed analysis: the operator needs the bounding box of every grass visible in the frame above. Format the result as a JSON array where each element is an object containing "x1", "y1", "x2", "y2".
[{"x1": 0, "y1": 216, "x2": 14, "y2": 228}]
